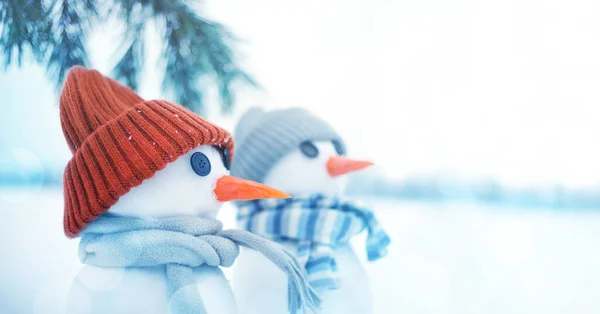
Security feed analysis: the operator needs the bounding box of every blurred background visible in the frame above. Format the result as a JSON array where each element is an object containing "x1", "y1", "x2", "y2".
[{"x1": 1, "y1": 0, "x2": 600, "y2": 313}]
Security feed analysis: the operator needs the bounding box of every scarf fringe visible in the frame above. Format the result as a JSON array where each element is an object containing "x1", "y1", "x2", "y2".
[
  {"x1": 285, "y1": 249, "x2": 321, "y2": 314},
  {"x1": 220, "y1": 230, "x2": 321, "y2": 313}
]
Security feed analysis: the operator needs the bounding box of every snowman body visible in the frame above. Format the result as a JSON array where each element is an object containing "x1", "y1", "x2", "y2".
[
  {"x1": 66, "y1": 146, "x2": 239, "y2": 314},
  {"x1": 234, "y1": 242, "x2": 371, "y2": 314},
  {"x1": 233, "y1": 142, "x2": 373, "y2": 314},
  {"x1": 68, "y1": 265, "x2": 237, "y2": 314}
]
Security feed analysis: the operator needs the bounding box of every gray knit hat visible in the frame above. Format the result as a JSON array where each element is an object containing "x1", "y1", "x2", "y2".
[{"x1": 230, "y1": 107, "x2": 346, "y2": 183}]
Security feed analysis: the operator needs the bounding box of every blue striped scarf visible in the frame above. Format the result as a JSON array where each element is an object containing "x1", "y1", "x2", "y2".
[{"x1": 237, "y1": 194, "x2": 391, "y2": 290}]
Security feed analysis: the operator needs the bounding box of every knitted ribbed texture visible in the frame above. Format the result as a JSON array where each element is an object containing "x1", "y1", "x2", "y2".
[
  {"x1": 60, "y1": 66, "x2": 234, "y2": 238},
  {"x1": 230, "y1": 107, "x2": 345, "y2": 184}
]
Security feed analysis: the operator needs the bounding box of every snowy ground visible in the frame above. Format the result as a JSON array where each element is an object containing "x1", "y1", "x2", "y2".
[{"x1": 1, "y1": 187, "x2": 599, "y2": 314}]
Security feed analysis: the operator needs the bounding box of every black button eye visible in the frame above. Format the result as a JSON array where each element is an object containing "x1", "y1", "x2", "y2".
[
  {"x1": 190, "y1": 152, "x2": 211, "y2": 176},
  {"x1": 300, "y1": 141, "x2": 319, "y2": 158},
  {"x1": 218, "y1": 147, "x2": 231, "y2": 170},
  {"x1": 332, "y1": 140, "x2": 346, "y2": 155}
]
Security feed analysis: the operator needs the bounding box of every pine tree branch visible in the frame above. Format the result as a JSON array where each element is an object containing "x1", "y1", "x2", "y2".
[
  {"x1": 0, "y1": 0, "x2": 53, "y2": 67},
  {"x1": 161, "y1": 7, "x2": 205, "y2": 112},
  {"x1": 1, "y1": 0, "x2": 255, "y2": 113},
  {"x1": 112, "y1": 23, "x2": 145, "y2": 91},
  {"x1": 111, "y1": 0, "x2": 148, "y2": 91},
  {"x1": 151, "y1": 0, "x2": 256, "y2": 113},
  {"x1": 112, "y1": 31, "x2": 144, "y2": 91},
  {"x1": 46, "y1": 0, "x2": 96, "y2": 86}
]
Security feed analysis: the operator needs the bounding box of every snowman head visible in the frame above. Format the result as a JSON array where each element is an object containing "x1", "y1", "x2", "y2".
[
  {"x1": 263, "y1": 141, "x2": 373, "y2": 196},
  {"x1": 231, "y1": 107, "x2": 373, "y2": 197},
  {"x1": 109, "y1": 144, "x2": 288, "y2": 218},
  {"x1": 59, "y1": 67, "x2": 288, "y2": 238}
]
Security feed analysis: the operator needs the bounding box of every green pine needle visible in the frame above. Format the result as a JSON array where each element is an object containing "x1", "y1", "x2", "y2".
[{"x1": 0, "y1": 0, "x2": 255, "y2": 113}]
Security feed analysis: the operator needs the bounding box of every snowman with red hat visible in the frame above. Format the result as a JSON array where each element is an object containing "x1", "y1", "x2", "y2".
[
  {"x1": 59, "y1": 67, "x2": 319, "y2": 314},
  {"x1": 230, "y1": 107, "x2": 391, "y2": 314}
]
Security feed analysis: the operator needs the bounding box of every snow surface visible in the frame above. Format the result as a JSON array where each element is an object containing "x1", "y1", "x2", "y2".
[{"x1": 1, "y1": 187, "x2": 599, "y2": 314}]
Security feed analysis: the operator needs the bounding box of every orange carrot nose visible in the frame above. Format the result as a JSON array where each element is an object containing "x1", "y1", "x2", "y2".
[
  {"x1": 213, "y1": 175, "x2": 290, "y2": 202},
  {"x1": 326, "y1": 156, "x2": 374, "y2": 177}
]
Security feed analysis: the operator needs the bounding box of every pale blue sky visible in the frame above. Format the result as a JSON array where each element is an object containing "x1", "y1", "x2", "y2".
[{"x1": 1, "y1": 0, "x2": 600, "y2": 188}]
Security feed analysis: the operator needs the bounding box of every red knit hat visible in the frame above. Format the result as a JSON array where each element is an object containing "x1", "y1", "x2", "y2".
[{"x1": 60, "y1": 66, "x2": 234, "y2": 238}]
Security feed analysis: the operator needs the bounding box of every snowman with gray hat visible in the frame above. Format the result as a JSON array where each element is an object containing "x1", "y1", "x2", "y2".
[{"x1": 230, "y1": 107, "x2": 391, "y2": 314}]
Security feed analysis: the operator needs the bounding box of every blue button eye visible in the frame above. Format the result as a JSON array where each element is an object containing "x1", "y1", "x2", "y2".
[
  {"x1": 218, "y1": 147, "x2": 231, "y2": 170},
  {"x1": 300, "y1": 141, "x2": 319, "y2": 158},
  {"x1": 332, "y1": 140, "x2": 346, "y2": 155},
  {"x1": 190, "y1": 152, "x2": 211, "y2": 176}
]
